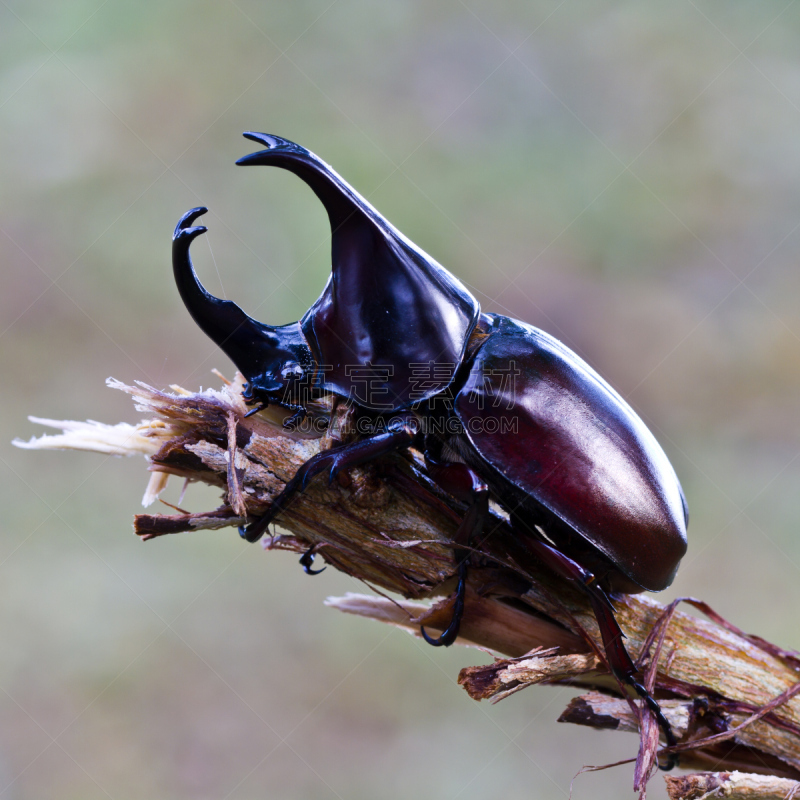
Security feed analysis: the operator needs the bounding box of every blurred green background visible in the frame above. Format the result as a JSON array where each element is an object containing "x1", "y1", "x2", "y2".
[{"x1": 3, "y1": 2, "x2": 800, "y2": 798}]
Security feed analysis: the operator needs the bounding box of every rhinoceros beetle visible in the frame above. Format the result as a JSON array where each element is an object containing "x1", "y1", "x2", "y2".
[{"x1": 172, "y1": 132, "x2": 688, "y2": 768}]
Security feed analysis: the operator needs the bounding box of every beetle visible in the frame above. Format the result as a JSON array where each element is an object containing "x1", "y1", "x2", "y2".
[{"x1": 172, "y1": 132, "x2": 688, "y2": 767}]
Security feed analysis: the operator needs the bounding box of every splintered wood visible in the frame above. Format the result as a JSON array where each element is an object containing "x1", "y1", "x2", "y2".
[
  {"x1": 14, "y1": 375, "x2": 800, "y2": 798},
  {"x1": 664, "y1": 771, "x2": 800, "y2": 799}
]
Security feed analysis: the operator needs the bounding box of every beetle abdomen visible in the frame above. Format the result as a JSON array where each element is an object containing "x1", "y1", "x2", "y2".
[{"x1": 454, "y1": 316, "x2": 687, "y2": 592}]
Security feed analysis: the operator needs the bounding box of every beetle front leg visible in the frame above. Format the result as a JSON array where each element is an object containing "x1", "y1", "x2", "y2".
[
  {"x1": 239, "y1": 415, "x2": 420, "y2": 543},
  {"x1": 519, "y1": 534, "x2": 678, "y2": 770},
  {"x1": 421, "y1": 456, "x2": 489, "y2": 647}
]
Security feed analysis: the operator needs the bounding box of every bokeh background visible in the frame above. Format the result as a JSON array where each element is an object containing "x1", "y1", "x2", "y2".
[{"x1": 3, "y1": 2, "x2": 800, "y2": 798}]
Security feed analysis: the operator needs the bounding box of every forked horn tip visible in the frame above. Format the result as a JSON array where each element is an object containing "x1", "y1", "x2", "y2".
[
  {"x1": 173, "y1": 207, "x2": 208, "y2": 239},
  {"x1": 237, "y1": 132, "x2": 308, "y2": 166},
  {"x1": 242, "y1": 131, "x2": 281, "y2": 146}
]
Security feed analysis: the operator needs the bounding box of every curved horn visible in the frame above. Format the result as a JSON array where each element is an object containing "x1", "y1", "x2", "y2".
[
  {"x1": 236, "y1": 132, "x2": 379, "y2": 232},
  {"x1": 235, "y1": 133, "x2": 480, "y2": 408},
  {"x1": 172, "y1": 207, "x2": 280, "y2": 379}
]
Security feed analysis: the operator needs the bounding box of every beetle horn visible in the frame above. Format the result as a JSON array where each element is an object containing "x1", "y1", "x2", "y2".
[
  {"x1": 236, "y1": 132, "x2": 480, "y2": 408},
  {"x1": 236, "y1": 132, "x2": 377, "y2": 231},
  {"x1": 172, "y1": 206, "x2": 281, "y2": 380}
]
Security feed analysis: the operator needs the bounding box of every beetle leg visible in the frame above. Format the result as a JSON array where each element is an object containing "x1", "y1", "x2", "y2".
[
  {"x1": 421, "y1": 457, "x2": 489, "y2": 647},
  {"x1": 590, "y1": 593, "x2": 679, "y2": 771},
  {"x1": 238, "y1": 415, "x2": 419, "y2": 543},
  {"x1": 516, "y1": 539, "x2": 678, "y2": 772},
  {"x1": 520, "y1": 534, "x2": 678, "y2": 770}
]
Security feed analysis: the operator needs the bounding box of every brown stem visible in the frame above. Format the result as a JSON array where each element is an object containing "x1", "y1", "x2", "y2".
[{"x1": 15, "y1": 374, "x2": 800, "y2": 796}]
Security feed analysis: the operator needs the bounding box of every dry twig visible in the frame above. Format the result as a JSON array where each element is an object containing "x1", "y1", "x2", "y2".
[
  {"x1": 664, "y1": 771, "x2": 800, "y2": 799},
  {"x1": 14, "y1": 375, "x2": 800, "y2": 798}
]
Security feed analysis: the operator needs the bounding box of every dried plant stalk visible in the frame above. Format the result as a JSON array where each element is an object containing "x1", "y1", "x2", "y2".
[
  {"x1": 14, "y1": 376, "x2": 800, "y2": 796},
  {"x1": 664, "y1": 771, "x2": 800, "y2": 799}
]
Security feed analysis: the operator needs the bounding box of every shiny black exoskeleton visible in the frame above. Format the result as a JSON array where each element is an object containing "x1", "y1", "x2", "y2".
[{"x1": 172, "y1": 133, "x2": 688, "y2": 768}]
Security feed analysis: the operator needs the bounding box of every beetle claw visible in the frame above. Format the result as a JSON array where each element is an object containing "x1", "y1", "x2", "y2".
[
  {"x1": 420, "y1": 621, "x2": 459, "y2": 647},
  {"x1": 299, "y1": 547, "x2": 326, "y2": 575},
  {"x1": 243, "y1": 402, "x2": 266, "y2": 418},
  {"x1": 327, "y1": 462, "x2": 342, "y2": 485},
  {"x1": 239, "y1": 513, "x2": 273, "y2": 543},
  {"x1": 420, "y1": 561, "x2": 467, "y2": 648}
]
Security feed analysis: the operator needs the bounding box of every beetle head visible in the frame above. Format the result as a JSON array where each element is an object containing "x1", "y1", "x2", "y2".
[
  {"x1": 172, "y1": 207, "x2": 315, "y2": 408},
  {"x1": 173, "y1": 134, "x2": 480, "y2": 413}
]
